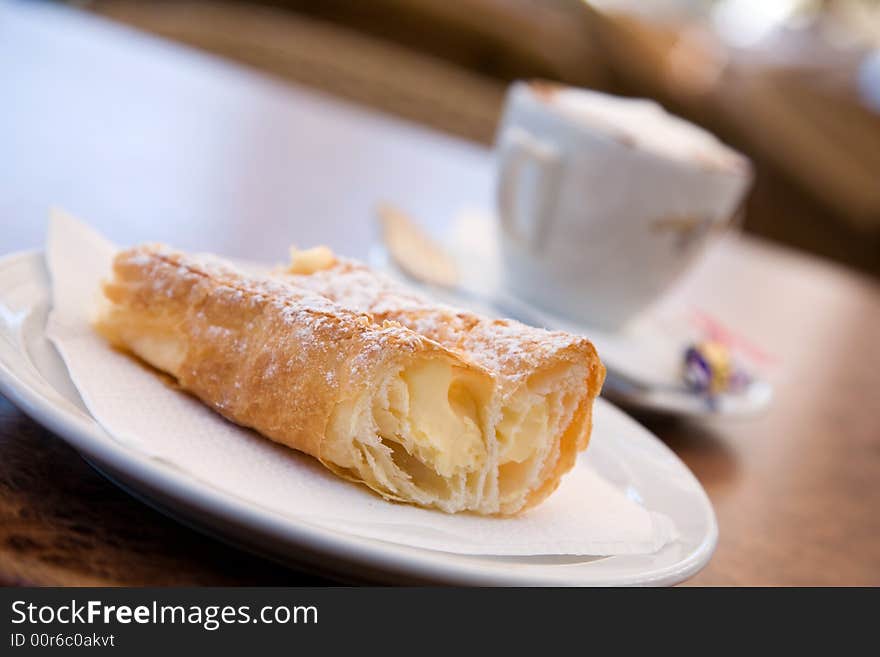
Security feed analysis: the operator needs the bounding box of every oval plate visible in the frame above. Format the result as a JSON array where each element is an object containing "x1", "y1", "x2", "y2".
[{"x1": 0, "y1": 250, "x2": 717, "y2": 585}]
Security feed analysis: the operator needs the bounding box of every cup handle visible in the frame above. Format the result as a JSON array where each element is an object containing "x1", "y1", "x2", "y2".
[{"x1": 497, "y1": 126, "x2": 562, "y2": 252}]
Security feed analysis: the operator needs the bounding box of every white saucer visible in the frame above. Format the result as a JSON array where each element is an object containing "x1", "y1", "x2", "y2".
[
  {"x1": 0, "y1": 250, "x2": 717, "y2": 586},
  {"x1": 372, "y1": 210, "x2": 773, "y2": 419}
]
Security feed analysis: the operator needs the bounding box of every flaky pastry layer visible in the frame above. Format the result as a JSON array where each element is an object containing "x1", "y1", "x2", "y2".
[{"x1": 94, "y1": 244, "x2": 604, "y2": 515}]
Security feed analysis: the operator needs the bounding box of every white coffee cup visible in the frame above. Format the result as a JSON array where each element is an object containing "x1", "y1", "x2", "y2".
[{"x1": 495, "y1": 81, "x2": 752, "y2": 330}]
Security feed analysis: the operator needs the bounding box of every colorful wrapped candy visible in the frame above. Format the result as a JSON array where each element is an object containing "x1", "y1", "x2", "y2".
[{"x1": 683, "y1": 340, "x2": 751, "y2": 398}]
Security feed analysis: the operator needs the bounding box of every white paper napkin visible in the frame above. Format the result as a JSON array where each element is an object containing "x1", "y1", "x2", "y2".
[{"x1": 45, "y1": 210, "x2": 678, "y2": 556}]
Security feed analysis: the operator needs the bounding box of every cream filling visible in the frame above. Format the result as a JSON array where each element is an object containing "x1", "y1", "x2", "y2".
[
  {"x1": 496, "y1": 396, "x2": 549, "y2": 464},
  {"x1": 495, "y1": 363, "x2": 587, "y2": 507},
  {"x1": 333, "y1": 359, "x2": 585, "y2": 511},
  {"x1": 126, "y1": 333, "x2": 187, "y2": 375},
  {"x1": 373, "y1": 359, "x2": 488, "y2": 479},
  {"x1": 285, "y1": 246, "x2": 337, "y2": 274}
]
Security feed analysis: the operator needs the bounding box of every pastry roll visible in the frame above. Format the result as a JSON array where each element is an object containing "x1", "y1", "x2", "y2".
[
  {"x1": 279, "y1": 248, "x2": 605, "y2": 514},
  {"x1": 95, "y1": 244, "x2": 604, "y2": 515}
]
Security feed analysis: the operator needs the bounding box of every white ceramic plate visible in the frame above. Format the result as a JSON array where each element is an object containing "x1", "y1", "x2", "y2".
[{"x1": 0, "y1": 250, "x2": 717, "y2": 585}]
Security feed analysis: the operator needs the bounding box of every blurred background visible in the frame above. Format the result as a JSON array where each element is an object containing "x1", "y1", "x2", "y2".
[
  {"x1": 67, "y1": 0, "x2": 879, "y2": 276},
  {"x1": 2, "y1": 0, "x2": 878, "y2": 588}
]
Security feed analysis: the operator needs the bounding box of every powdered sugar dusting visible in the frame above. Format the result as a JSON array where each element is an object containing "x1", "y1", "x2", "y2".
[
  {"x1": 275, "y1": 258, "x2": 592, "y2": 386},
  {"x1": 121, "y1": 246, "x2": 438, "y2": 385}
]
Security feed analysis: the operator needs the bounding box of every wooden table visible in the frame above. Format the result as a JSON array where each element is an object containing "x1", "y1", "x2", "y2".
[{"x1": 2, "y1": 2, "x2": 878, "y2": 586}]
